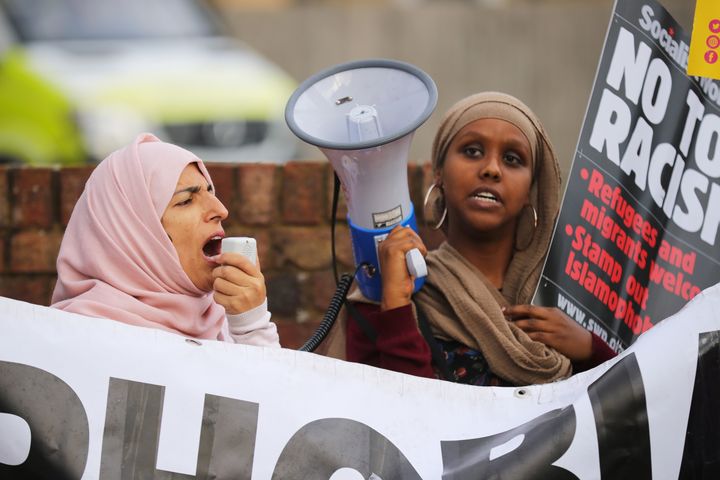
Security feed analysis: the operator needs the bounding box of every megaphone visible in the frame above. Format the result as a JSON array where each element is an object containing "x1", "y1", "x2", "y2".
[{"x1": 285, "y1": 59, "x2": 437, "y2": 302}]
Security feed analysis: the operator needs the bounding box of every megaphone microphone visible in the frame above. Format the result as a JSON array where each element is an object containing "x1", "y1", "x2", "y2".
[{"x1": 285, "y1": 59, "x2": 437, "y2": 302}]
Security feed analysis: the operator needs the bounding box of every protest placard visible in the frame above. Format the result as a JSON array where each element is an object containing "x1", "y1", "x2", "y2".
[{"x1": 535, "y1": 0, "x2": 720, "y2": 352}]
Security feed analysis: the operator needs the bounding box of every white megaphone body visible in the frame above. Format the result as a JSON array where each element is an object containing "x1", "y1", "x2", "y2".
[{"x1": 285, "y1": 59, "x2": 437, "y2": 302}]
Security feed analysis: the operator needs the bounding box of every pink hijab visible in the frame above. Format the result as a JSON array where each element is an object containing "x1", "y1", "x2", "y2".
[{"x1": 52, "y1": 133, "x2": 227, "y2": 339}]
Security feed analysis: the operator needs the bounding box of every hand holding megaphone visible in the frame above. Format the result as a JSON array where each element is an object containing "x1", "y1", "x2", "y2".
[
  {"x1": 406, "y1": 248, "x2": 427, "y2": 278},
  {"x1": 377, "y1": 226, "x2": 428, "y2": 309},
  {"x1": 284, "y1": 58, "x2": 437, "y2": 302}
]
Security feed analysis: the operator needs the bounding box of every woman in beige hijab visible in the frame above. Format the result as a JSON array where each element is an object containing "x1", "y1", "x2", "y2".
[{"x1": 342, "y1": 92, "x2": 615, "y2": 386}]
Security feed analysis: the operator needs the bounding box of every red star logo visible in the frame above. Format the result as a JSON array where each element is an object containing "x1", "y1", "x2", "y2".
[{"x1": 668, "y1": 27, "x2": 675, "y2": 37}]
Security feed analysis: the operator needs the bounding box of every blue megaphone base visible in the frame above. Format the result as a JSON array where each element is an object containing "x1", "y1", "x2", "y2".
[{"x1": 349, "y1": 204, "x2": 426, "y2": 302}]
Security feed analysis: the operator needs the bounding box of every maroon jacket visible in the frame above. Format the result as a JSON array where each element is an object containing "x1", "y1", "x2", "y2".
[{"x1": 346, "y1": 303, "x2": 617, "y2": 381}]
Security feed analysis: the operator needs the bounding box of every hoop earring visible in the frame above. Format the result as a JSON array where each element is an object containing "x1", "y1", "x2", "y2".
[
  {"x1": 423, "y1": 183, "x2": 447, "y2": 230},
  {"x1": 530, "y1": 204, "x2": 538, "y2": 229}
]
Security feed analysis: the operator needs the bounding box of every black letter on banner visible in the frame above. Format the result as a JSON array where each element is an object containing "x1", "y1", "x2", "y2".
[
  {"x1": 100, "y1": 378, "x2": 259, "y2": 479},
  {"x1": 588, "y1": 352, "x2": 651, "y2": 478},
  {"x1": 679, "y1": 330, "x2": 720, "y2": 478},
  {"x1": 0, "y1": 361, "x2": 89, "y2": 479},
  {"x1": 440, "y1": 407, "x2": 578, "y2": 480},
  {"x1": 272, "y1": 418, "x2": 422, "y2": 479}
]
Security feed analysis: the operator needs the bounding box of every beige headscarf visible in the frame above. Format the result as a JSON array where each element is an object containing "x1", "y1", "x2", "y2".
[
  {"x1": 416, "y1": 91, "x2": 570, "y2": 384},
  {"x1": 427, "y1": 91, "x2": 560, "y2": 304}
]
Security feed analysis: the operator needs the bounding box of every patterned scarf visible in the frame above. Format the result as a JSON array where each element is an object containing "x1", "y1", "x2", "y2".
[{"x1": 415, "y1": 243, "x2": 571, "y2": 385}]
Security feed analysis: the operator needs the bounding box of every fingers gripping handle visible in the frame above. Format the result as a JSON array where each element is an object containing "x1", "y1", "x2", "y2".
[
  {"x1": 405, "y1": 248, "x2": 427, "y2": 278},
  {"x1": 221, "y1": 237, "x2": 257, "y2": 266}
]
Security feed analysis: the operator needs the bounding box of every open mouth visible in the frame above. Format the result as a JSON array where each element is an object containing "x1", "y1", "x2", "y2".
[
  {"x1": 202, "y1": 236, "x2": 223, "y2": 258},
  {"x1": 472, "y1": 191, "x2": 499, "y2": 203}
]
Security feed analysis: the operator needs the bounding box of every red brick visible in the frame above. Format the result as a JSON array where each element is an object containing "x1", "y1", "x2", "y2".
[
  {"x1": 59, "y1": 166, "x2": 94, "y2": 226},
  {"x1": 11, "y1": 168, "x2": 56, "y2": 228},
  {"x1": 266, "y1": 272, "x2": 301, "y2": 316},
  {"x1": 236, "y1": 164, "x2": 277, "y2": 225},
  {"x1": 9, "y1": 230, "x2": 63, "y2": 273},
  {"x1": 205, "y1": 164, "x2": 236, "y2": 221},
  {"x1": 325, "y1": 165, "x2": 348, "y2": 222},
  {"x1": 275, "y1": 318, "x2": 322, "y2": 350},
  {"x1": 253, "y1": 229, "x2": 274, "y2": 270},
  {"x1": 333, "y1": 224, "x2": 355, "y2": 269},
  {"x1": 281, "y1": 162, "x2": 326, "y2": 225},
  {"x1": 275, "y1": 226, "x2": 331, "y2": 270},
  {"x1": 310, "y1": 270, "x2": 339, "y2": 312},
  {"x1": 0, "y1": 234, "x2": 5, "y2": 273},
  {"x1": 0, "y1": 275, "x2": 54, "y2": 306},
  {"x1": 0, "y1": 166, "x2": 9, "y2": 227}
]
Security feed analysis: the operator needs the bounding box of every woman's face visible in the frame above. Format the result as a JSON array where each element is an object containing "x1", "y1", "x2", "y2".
[
  {"x1": 439, "y1": 118, "x2": 533, "y2": 242},
  {"x1": 161, "y1": 163, "x2": 228, "y2": 292}
]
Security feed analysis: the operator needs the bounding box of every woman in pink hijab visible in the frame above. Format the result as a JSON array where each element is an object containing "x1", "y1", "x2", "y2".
[{"x1": 52, "y1": 133, "x2": 279, "y2": 346}]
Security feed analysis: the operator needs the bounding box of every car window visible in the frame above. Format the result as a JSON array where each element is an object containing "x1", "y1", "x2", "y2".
[{"x1": 1, "y1": 0, "x2": 218, "y2": 42}]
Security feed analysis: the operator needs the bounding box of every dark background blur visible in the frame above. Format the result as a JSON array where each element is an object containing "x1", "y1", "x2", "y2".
[{"x1": 211, "y1": 0, "x2": 694, "y2": 183}]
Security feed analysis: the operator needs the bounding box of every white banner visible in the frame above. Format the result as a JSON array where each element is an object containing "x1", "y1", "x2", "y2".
[{"x1": 1, "y1": 284, "x2": 719, "y2": 479}]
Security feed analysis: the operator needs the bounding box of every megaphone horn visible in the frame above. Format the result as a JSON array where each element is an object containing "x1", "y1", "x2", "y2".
[{"x1": 285, "y1": 59, "x2": 437, "y2": 302}]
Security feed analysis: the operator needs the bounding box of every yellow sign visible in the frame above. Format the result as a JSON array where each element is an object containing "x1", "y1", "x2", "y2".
[{"x1": 687, "y1": 0, "x2": 720, "y2": 79}]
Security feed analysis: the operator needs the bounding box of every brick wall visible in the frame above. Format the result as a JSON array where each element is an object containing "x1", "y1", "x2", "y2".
[{"x1": 0, "y1": 162, "x2": 445, "y2": 349}]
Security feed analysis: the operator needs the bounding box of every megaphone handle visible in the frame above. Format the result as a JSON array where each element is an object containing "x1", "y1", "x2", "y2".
[{"x1": 405, "y1": 248, "x2": 427, "y2": 279}]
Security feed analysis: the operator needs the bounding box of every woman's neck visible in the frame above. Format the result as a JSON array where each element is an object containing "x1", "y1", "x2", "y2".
[{"x1": 447, "y1": 230, "x2": 515, "y2": 290}]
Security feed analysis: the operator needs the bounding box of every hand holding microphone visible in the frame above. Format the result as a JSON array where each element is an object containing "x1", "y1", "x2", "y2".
[
  {"x1": 377, "y1": 226, "x2": 428, "y2": 312},
  {"x1": 221, "y1": 237, "x2": 257, "y2": 265},
  {"x1": 212, "y1": 237, "x2": 265, "y2": 315}
]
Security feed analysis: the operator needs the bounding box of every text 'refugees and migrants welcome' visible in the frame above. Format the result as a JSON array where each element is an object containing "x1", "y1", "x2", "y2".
[{"x1": 535, "y1": 0, "x2": 720, "y2": 352}]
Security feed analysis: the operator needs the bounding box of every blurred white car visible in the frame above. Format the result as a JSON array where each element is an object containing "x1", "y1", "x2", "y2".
[{"x1": 0, "y1": 0, "x2": 298, "y2": 165}]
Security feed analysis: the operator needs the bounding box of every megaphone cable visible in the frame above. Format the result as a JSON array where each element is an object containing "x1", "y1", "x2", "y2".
[
  {"x1": 297, "y1": 271, "x2": 355, "y2": 352},
  {"x1": 298, "y1": 173, "x2": 377, "y2": 352},
  {"x1": 297, "y1": 174, "x2": 353, "y2": 352}
]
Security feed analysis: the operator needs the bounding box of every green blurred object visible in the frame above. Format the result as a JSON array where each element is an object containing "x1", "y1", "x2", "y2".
[
  {"x1": 0, "y1": 0, "x2": 298, "y2": 166},
  {"x1": 0, "y1": 49, "x2": 85, "y2": 165}
]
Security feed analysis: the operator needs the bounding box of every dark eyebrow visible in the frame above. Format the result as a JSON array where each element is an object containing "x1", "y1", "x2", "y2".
[
  {"x1": 172, "y1": 182, "x2": 213, "y2": 196},
  {"x1": 173, "y1": 185, "x2": 201, "y2": 196}
]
